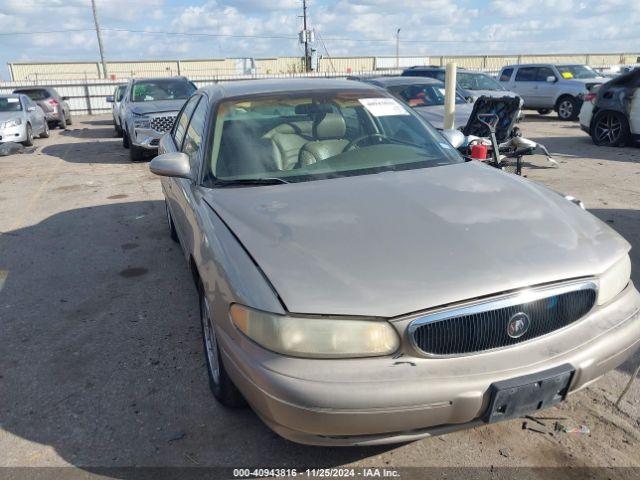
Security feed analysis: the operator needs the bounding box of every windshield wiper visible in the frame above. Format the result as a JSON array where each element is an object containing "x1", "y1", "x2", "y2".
[{"x1": 211, "y1": 177, "x2": 290, "y2": 187}]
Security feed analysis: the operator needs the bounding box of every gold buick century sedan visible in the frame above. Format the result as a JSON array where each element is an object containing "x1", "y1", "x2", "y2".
[{"x1": 149, "y1": 79, "x2": 639, "y2": 446}]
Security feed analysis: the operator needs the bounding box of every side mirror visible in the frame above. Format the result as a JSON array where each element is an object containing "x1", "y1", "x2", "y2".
[
  {"x1": 62, "y1": 96, "x2": 70, "y2": 101},
  {"x1": 441, "y1": 129, "x2": 465, "y2": 149},
  {"x1": 149, "y1": 152, "x2": 191, "y2": 179},
  {"x1": 27, "y1": 106, "x2": 36, "y2": 112},
  {"x1": 106, "y1": 95, "x2": 114, "y2": 103},
  {"x1": 546, "y1": 76, "x2": 557, "y2": 83}
]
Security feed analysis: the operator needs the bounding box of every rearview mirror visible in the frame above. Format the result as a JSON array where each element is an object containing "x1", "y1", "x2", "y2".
[
  {"x1": 105, "y1": 95, "x2": 114, "y2": 103},
  {"x1": 441, "y1": 129, "x2": 465, "y2": 149},
  {"x1": 149, "y1": 152, "x2": 192, "y2": 179},
  {"x1": 546, "y1": 76, "x2": 557, "y2": 83}
]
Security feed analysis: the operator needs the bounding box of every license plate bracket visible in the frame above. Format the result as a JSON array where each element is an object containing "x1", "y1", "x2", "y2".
[{"x1": 484, "y1": 364, "x2": 574, "y2": 423}]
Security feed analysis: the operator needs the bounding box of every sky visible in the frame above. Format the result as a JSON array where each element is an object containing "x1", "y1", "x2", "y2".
[{"x1": 1, "y1": 0, "x2": 639, "y2": 80}]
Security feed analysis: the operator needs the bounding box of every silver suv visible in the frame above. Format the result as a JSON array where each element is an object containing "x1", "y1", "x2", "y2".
[
  {"x1": 498, "y1": 64, "x2": 606, "y2": 120},
  {"x1": 120, "y1": 76, "x2": 196, "y2": 161}
]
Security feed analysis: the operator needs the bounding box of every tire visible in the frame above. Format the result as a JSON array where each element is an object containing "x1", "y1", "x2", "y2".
[
  {"x1": 556, "y1": 96, "x2": 579, "y2": 121},
  {"x1": 22, "y1": 124, "x2": 33, "y2": 146},
  {"x1": 66, "y1": 112, "x2": 73, "y2": 125},
  {"x1": 199, "y1": 286, "x2": 246, "y2": 408},
  {"x1": 122, "y1": 128, "x2": 130, "y2": 149},
  {"x1": 129, "y1": 145, "x2": 145, "y2": 162},
  {"x1": 165, "y1": 200, "x2": 179, "y2": 243},
  {"x1": 115, "y1": 122, "x2": 123, "y2": 137},
  {"x1": 591, "y1": 111, "x2": 630, "y2": 147},
  {"x1": 58, "y1": 115, "x2": 67, "y2": 130},
  {"x1": 537, "y1": 109, "x2": 551, "y2": 115},
  {"x1": 39, "y1": 121, "x2": 50, "y2": 138}
]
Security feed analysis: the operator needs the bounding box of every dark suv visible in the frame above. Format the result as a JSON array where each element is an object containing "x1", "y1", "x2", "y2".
[{"x1": 13, "y1": 87, "x2": 72, "y2": 129}]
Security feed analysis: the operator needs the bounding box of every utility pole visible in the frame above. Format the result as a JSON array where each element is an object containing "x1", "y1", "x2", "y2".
[
  {"x1": 91, "y1": 0, "x2": 108, "y2": 79},
  {"x1": 395, "y1": 28, "x2": 401, "y2": 68},
  {"x1": 302, "y1": 0, "x2": 311, "y2": 71}
]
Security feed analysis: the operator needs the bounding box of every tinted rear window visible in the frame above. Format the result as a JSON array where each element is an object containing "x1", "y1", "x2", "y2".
[
  {"x1": 14, "y1": 89, "x2": 50, "y2": 100},
  {"x1": 499, "y1": 68, "x2": 513, "y2": 82}
]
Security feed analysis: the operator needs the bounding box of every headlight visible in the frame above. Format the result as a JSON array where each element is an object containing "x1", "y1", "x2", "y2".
[
  {"x1": 1, "y1": 118, "x2": 22, "y2": 128},
  {"x1": 132, "y1": 112, "x2": 150, "y2": 128},
  {"x1": 597, "y1": 254, "x2": 631, "y2": 305},
  {"x1": 230, "y1": 304, "x2": 400, "y2": 358}
]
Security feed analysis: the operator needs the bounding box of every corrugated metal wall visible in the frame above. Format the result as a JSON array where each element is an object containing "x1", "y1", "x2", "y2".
[{"x1": 8, "y1": 53, "x2": 640, "y2": 81}]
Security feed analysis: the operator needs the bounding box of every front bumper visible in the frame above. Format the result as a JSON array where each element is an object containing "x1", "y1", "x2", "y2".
[
  {"x1": 219, "y1": 283, "x2": 640, "y2": 446},
  {"x1": 131, "y1": 127, "x2": 164, "y2": 150},
  {"x1": 0, "y1": 125, "x2": 27, "y2": 143}
]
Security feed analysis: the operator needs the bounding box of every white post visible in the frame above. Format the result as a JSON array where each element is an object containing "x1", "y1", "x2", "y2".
[{"x1": 443, "y1": 62, "x2": 457, "y2": 130}]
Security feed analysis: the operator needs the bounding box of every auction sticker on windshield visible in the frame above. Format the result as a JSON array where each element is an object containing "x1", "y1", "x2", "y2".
[{"x1": 359, "y1": 98, "x2": 408, "y2": 116}]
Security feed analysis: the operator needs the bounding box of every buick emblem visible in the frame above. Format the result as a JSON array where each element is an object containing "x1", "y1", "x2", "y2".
[{"x1": 507, "y1": 312, "x2": 530, "y2": 338}]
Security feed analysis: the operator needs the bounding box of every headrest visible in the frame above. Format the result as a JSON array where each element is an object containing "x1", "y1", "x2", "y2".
[{"x1": 313, "y1": 113, "x2": 346, "y2": 140}]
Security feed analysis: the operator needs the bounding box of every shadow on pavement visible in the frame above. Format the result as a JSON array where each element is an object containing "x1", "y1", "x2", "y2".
[
  {"x1": 0, "y1": 201, "x2": 386, "y2": 476},
  {"x1": 42, "y1": 139, "x2": 129, "y2": 164}
]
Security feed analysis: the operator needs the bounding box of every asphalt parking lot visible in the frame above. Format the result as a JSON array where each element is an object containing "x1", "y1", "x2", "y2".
[{"x1": 1, "y1": 114, "x2": 639, "y2": 476}]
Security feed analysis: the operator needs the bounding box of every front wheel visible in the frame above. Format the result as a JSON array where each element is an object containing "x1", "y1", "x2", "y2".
[
  {"x1": 591, "y1": 111, "x2": 630, "y2": 147},
  {"x1": 129, "y1": 145, "x2": 145, "y2": 162},
  {"x1": 556, "y1": 96, "x2": 579, "y2": 121},
  {"x1": 22, "y1": 124, "x2": 33, "y2": 146},
  {"x1": 122, "y1": 128, "x2": 130, "y2": 148},
  {"x1": 199, "y1": 288, "x2": 246, "y2": 408}
]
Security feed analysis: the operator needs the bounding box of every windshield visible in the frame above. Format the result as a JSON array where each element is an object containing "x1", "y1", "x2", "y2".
[
  {"x1": 0, "y1": 97, "x2": 22, "y2": 112},
  {"x1": 14, "y1": 89, "x2": 49, "y2": 100},
  {"x1": 556, "y1": 65, "x2": 600, "y2": 79},
  {"x1": 204, "y1": 92, "x2": 463, "y2": 185},
  {"x1": 392, "y1": 84, "x2": 466, "y2": 107},
  {"x1": 457, "y1": 72, "x2": 505, "y2": 91},
  {"x1": 131, "y1": 80, "x2": 196, "y2": 102}
]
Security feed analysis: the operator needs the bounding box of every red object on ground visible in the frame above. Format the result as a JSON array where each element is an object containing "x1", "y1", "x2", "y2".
[{"x1": 471, "y1": 144, "x2": 488, "y2": 160}]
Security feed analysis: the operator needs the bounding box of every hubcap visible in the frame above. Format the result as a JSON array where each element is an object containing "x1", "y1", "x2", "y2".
[
  {"x1": 201, "y1": 296, "x2": 220, "y2": 383},
  {"x1": 558, "y1": 100, "x2": 573, "y2": 118},
  {"x1": 595, "y1": 114, "x2": 622, "y2": 144}
]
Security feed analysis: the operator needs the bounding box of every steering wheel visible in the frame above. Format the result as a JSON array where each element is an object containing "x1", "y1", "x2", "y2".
[{"x1": 342, "y1": 133, "x2": 390, "y2": 152}]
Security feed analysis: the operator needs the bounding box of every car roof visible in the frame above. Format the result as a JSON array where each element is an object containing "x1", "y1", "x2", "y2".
[
  {"x1": 130, "y1": 76, "x2": 191, "y2": 84},
  {"x1": 363, "y1": 76, "x2": 444, "y2": 87},
  {"x1": 502, "y1": 63, "x2": 584, "y2": 69},
  {"x1": 13, "y1": 87, "x2": 53, "y2": 92},
  {"x1": 199, "y1": 78, "x2": 381, "y2": 98}
]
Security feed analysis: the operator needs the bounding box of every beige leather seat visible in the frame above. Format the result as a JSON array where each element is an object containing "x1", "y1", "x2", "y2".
[
  {"x1": 263, "y1": 123, "x2": 310, "y2": 171},
  {"x1": 298, "y1": 114, "x2": 350, "y2": 167}
]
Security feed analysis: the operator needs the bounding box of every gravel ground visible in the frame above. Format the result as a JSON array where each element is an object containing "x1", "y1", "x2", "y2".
[{"x1": 0, "y1": 114, "x2": 638, "y2": 478}]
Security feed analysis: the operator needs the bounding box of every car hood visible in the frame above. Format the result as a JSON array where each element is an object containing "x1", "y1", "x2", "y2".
[
  {"x1": 413, "y1": 103, "x2": 474, "y2": 130},
  {"x1": 0, "y1": 111, "x2": 24, "y2": 123},
  {"x1": 204, "y1": 162, "x2": 629, "y2": 317},
  {"x1": 129, "y1": 99, "x2": 186, "y2": 115}
]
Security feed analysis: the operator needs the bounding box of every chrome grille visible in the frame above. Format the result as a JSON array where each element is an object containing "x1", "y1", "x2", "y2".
[
  {"x1": 410, "y1": 281, "x2": 597, "y2": 356},
  {"x1": 150, "y1": 115, "x2": 176, "y2": 133}
]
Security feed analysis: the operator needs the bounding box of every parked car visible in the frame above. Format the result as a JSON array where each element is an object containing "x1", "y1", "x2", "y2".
[
  {"x1": 498, "y1": 64, "x2": 607, "y2": 120},
  {"x1": 119, "y1": 76, "x2": 196, "y2": 161},
  {"x1": 149, "y1": 78, "x2": 639, "y2": 446},
  {"x1": 0, "y1": 94, "x2": 49, "y2": 146},
  {"x1": 579, "y1": 69, "x2": 640, "y2": 147},
  {"x1": 106, "y1": 84, "x2": 126, "y2": 136},
  {"x1": 402, "y1": 66, "x2": 519, "y2": 102},
  {"x1": 13, "y1": 87, "x2": 72, "y2": 129},
  {"x1": 361, "y1": 76, "x2": 474, "y2": 129}
]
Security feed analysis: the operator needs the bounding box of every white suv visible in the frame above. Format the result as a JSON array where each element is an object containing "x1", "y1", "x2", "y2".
[{"x1": 498, "y1": 64, "x2": 606, "y2": 120}]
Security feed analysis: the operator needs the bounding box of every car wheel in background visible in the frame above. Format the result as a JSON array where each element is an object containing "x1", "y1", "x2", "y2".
[
  {"x1": 66, "y1": 113, "x2": 73, "y2": 125},
  {"x1": 58, "y1": 115, "x2": 67, "y2": 130},
  {"x1": 122, "y1": 128, "x2": 130, "y2": 148},
  {"x1": 591, "y1": 111, "x2": 630, "y2": 147},
  {"x1": 22, "y1": 124, "x2": 33, "y2": 146},
  {"x1": 556, "y1": 96, "x2": 579, "y2": 121},
  {"x1": 199, "y1": 286, "x2": 246, "y2": 408},
  {"x1": 114, "y1": 122, "x2": 123, "y2": 137},
  {"x1": 40, "y1": 121, "x2": 50, "y2": 138},
  {"x1": 537, "y1": 109, "x2": 551, "y2": 115},
  {"x1": 165, "y1": 200, "x2": 179, "y2": 243},
  {"x1": 129, "y1": 145, "x2": 145, "y2": 162}
]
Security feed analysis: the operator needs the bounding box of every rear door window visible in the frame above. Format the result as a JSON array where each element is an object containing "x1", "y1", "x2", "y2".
[
  {"x1": 515, "y1": 67, "x2": 537, "y2": 82},
  {"x1": 536, "y1": 67, "x2": 556, "y2": 82}
]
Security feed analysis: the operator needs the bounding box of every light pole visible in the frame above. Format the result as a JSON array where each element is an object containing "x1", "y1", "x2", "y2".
[
  {"x1": 91, "y1": 0, "x2": 108, "y2": 78},
  {"x1": 395, "y1": 28, "x2": 401, "y2": 68}
]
